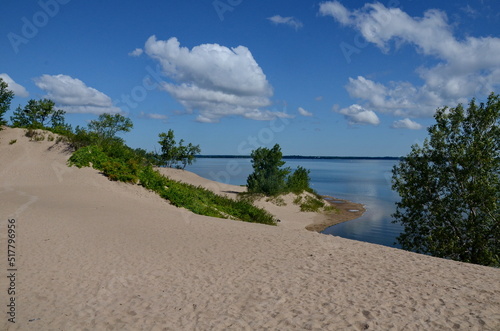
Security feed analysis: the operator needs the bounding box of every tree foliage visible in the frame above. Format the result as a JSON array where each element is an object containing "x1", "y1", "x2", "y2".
[
  {"x1": 287, "y1": 166, "x2": 311, "y2": 194},
  {"x1": 157, "y1": 129, "x2": 201, "y2": 169},
  {"x1": 247, "y1": 144, "x2": 291, "y2": 195},
  {"x1": 392, "y1": 93, "x2": 500, "y2": 266},
  {"x1": 10, "y1": 98, "x2": 68, "y2": 130},
  {"x1": 158, "y1": 130, "x2": 177, "y2": 168},
  {"x1": 0, "y1": 78, "x2": 14, "y2": 128},
  {"x1": 88, "y1": 113, "x2": 133, "y2": 145},
  {"x1": 247, "y1": 144, "x2": 314, "y2": 196}
]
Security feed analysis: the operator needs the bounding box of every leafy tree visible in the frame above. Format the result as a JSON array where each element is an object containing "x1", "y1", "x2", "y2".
[
  {"x1": 247, "y1": 144, "x2": 291, "y2": 195},
  {"x1": 10, "y1": 99, "x2": 66, "y2": 129},
  {"x1": 0, "y1": 78, "x2": 14, "y2": 128},
  {"x1": 67, "y1": 125, "x2": 98, "y2": 150},
  {"x1": 134, "y1": 147, "x2": 161, "y2": 166},
  {"x1": 158, "y1": 129, "x2": 177, "y2": 168},
  {"x1": 157, "y1": 129, "x2": 201, "y2": 169},
  {"x1": 177, "y1": 139, "x2": 201, "y2": 169},
  {"x1": 392, "y1": 93, "x2": 500, "y2": 266},
  {"x1": 88, "y1": 113, "x2": 133, "y2": 145},
  {"x1": 50, "y1": 108, "x2": 72, "y2": 134},
  {"x1": 66, "y1": 114, "x2": 133, "y2": 153},
  {"x1": 287, "y1": 166, "x2": 311, "y2": 194}
]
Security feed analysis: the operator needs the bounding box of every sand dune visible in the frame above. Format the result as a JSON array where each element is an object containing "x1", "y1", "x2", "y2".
[{"x1": 1, "y1": 127, "x2": 499, "y2": 330}]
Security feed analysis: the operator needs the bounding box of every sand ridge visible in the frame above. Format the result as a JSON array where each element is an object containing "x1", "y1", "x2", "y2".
[{"x1": 1, "y1": 127, "x2": 499, "y2": 330}]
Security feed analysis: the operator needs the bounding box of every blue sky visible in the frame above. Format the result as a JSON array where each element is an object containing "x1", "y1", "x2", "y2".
[{"x1": 1, "y1": 0, "x2": 499, "y2": 156}]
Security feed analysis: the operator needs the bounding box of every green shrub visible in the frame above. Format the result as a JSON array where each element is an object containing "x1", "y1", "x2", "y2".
[
  {"x1": 101, "y1": 159, "x2": 140, "y2": 183},
  {"x1": 67, "y1": 136, "x2": 276, "y2": 225},
  {"x1": 68, "y1": 145, "x2": 109, "y2": 169},
  {"x1": 298, "y1": 195, "x2": 326, "y2": 212},
  {"x1": 55, "y1": 136, "x2": 67, "y2": 144},
  {"x1": 293, "y1": 195, "x2": 303, "y2": 205},
  {"x1": 247, "y1": 144, "x2": 290, "y2": 196},
  {"x1": 67, "y1": 126, "x2": 97, "y2": 150},
  {"x1": 266, "y1": 196, "x2": 287, "y2": 206},
  {"x1": 137, "y1": 167, "x2": 276, "y2": 225},
  {"x1": 247, "y1": 144, "x2": 314, "y2": 196},
  {"x1": 139, "y1": 166, "x2": 168, "y2": 193},
  {"x1": 9, "y1": 139, "x2": 16, "y2": 145},
  {"x1": 287, "y1": 166, "x2": 311, "y2": 194}
]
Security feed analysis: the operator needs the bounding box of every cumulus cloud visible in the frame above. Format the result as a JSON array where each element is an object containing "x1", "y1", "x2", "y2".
[
  {"x1": 267, "y1": 15, "x2": 304, "y2": 30},
  {"x1": 34, "y1": 74, "x2": 121, "y2": 114},
  {"x1": 0, "y1": 73, "x2": 29, "y2": 97},
  {"x1": 128, "y1": 48, "x2": 143, "y2": 57},
  {"x1": 143, "y1": 36, "x2": 289, "y2": 123},
  {"x1": 391, "y1": 118, "x2": 423, "y2": 130},
  {"x1": 345, "y1": 76, "x2": 442, "y2": 117},
  {"x1": 320, "y1": 1, "x2": 500, "y2": 118},
  {"x1": 337, "y1": 104, "x2": 380, "y2": 125},
  {"x1": 298, "y1": 107, "x2": 313, "y2": 116}
]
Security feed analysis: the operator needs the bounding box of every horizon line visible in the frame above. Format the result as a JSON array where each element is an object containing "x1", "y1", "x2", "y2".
[{"x1": 196, "y1": 155, "x2": 401, "y2": 160}]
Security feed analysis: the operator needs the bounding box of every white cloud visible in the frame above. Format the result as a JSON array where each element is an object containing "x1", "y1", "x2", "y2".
[
  {"x1": 143, "y1": 36, "x2": 289, "y2": 123},
  {"x1": 267, "y1": 15, "x2": 304, "y2": 30},
  {"x1": 139, "y1": 111, "x2": 167, "y2": 120},
  {"x1": 391, "y1": 118, "x2": 423, "y2": 130},
  {"x1": 0, "y1": 73, "x2": 29, "y2": 97},
  {"x1": 319, "y1": 1, "x2": 351, "y2": 25},
  {"x1": 128, "y1": 48, "x2": 143, "y2": 57},
  {"x1": 320, "y1": 2, "x2": 500, "y2": 118},
  {"x1": 345, "y1": 76, "x2": 442, "y2": 117},
  {"x1": 34, "y1": 74, "x2": 121, "y2": 114},
  {"x1": 298, "y1": 107, "x2": 313, "y2": 116},
  {"x1": 337, "y1": 104, "x2": 380, "y2": 125}
]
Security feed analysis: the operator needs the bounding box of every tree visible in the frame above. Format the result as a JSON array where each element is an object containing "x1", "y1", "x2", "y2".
[
  {"x1": 88, "y1": 113, "x2": 133, "y2": 145},
  {"x1": 177, "y1": 139, "x2": 201, "y2": 169},
  {"x1": 392, "y1": 93, "x2": 500, "y2": 266},
  {"x1": 247, "y1": 144, "x2": 291, "y2": 195},
  {"x1": 10, "y1": 99, "x2": 66, "y2": 129},
  {"x1": 287, "y1": 166, "x2": 311, "y2": 194},
  {"x1": 158, "y1": 130, "x2": 177, "y2": 168},
  {"x1": 0, "y1": 78, "x2": 14, "y2": 128},
  {"x1": 157, "y1": 129, "x2": 201, "y2": 169}
]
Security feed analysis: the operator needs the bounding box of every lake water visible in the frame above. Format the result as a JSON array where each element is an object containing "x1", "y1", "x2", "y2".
[{"x1": 186, "y1": 158, "x2": 403, "y2": 248}]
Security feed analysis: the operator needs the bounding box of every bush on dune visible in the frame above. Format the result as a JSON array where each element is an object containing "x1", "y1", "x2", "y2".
[
  {"x1": 3, "y1": 104, "x2": 277, "y2": 226},
  {"x1": 68, "y1": 137, "x2": 276, "y2": 225},
  {"x1": 245, "y1": 144, "x2": 334, "y2": 213}
]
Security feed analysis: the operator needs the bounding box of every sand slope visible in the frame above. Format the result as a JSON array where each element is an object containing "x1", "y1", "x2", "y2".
[{"x1": 1, "y1": 127, "x2": 499, "y2": 330}]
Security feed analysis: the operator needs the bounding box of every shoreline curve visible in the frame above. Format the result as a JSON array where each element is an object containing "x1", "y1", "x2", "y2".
[{"x1": 305, "y1": 196, "x2": 366, "y2": 232}]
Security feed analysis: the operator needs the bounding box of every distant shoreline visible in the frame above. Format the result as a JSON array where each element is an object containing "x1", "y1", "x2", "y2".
[{"x1": 196, "y1": 155, "x2": 401, "y2": 160}]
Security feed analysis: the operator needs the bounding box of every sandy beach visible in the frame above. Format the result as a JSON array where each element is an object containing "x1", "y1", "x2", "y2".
[{"x1": 1, "y1": 127, "x2": 499, "y2": 330}]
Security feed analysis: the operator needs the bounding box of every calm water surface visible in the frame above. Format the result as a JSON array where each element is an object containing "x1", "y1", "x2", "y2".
[{"x1": 186, "y1": 158, "x2": 402, "y2": 248}]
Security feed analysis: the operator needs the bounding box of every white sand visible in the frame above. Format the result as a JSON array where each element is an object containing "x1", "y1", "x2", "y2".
[{"x1": 1, "y1": 127, "x2": 499, "y2": 330}]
